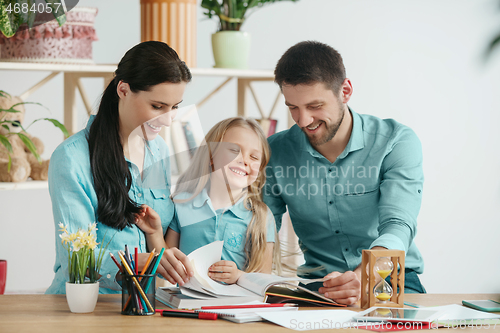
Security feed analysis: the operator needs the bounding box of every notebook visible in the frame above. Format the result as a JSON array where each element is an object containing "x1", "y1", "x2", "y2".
[
  {"x1": 196, "y1": 305, "x2": 298, "y2": 323},
  {"x1": 156, "y1": 287, "x2": 261, "y2": 309}
]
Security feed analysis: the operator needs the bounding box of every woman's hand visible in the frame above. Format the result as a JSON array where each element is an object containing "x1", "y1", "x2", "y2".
[
  {"x1": 208, "y1": 260, "x2": 243, "y2": 284},
  {"x1": 134, "y1": 205, "x2": 162, "y2": 236},
  {"x1": 155, "y1": 247, "x2": 194, "y2": 286}
]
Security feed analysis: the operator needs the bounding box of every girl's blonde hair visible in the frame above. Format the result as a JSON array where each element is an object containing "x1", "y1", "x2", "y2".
[{"x1": 173, "y1": 117, "x2": 281, "y2": 274}]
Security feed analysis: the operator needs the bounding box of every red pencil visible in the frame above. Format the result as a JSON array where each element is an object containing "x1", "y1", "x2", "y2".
[
  {"x1": 109, "y1": 253, "x2": 122, "y2": 273},
  {"x1": 200, "y1": 303, "x2": 297, "y2": 310}
]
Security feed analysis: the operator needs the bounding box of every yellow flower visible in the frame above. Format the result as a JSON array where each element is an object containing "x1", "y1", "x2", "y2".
[
  {"x1": 59, "y1": 232, "x2": 71, "y2": 245},
  {"x1": 58, "y1": 222, "x2": 68, "y2": 234},
  {"x1": 87, "y1": 238, "x2": 98, "y2": 250},
  {"x1": 88, "y1": 222, "x2": 98, "y2": 233},
  {"x1": 72, "y1": 238, "x2": 84, "y2": 252}
]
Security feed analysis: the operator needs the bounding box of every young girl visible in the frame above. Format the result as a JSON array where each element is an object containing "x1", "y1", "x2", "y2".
[
  {"x1": 46, "y1": 41, "x2": 193, "y2": 294},
  {"x1": 136, "y1": 117, "x2": 280, "y2": 284}
]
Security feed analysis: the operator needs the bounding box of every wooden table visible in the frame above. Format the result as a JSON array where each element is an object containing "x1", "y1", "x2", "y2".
[{"x1": 0, "y1": 294, "x2": 498, "y2": 332}]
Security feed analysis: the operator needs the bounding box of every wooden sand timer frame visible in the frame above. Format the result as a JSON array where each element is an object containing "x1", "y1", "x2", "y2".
[{"x1": 360, "y1": 249, "x2": 405, "y2": 309}]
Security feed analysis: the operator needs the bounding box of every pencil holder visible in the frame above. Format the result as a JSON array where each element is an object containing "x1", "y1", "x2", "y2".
[{"x1": 121, "y1": 274, "x2": 156, "y2": 315}]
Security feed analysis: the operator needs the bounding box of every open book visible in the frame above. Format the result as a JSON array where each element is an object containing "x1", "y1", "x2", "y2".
[{"x1": 178, "y1": 241, "x2": 345, "y2": 307}]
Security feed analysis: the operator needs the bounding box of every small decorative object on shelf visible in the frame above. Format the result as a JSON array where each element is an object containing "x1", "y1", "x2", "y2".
[
  {"x1": 0, "y1": 6, "x2": 98, "y2": 64},
  {"x1": 59, "y1": 222, "x2": 114, "y2": 313},
  {"x1": 202, "y1": 0, "x2": 299, "y2": 69},
  {"x1": 140, "y1": 0, "x2": 197, "y2": 68},
  {"x1": 0, "y1": 0, "x2": 68, "y2": 38},
  {"x1": 360, "y1": 249, "x2": 405, "y2": 309},
  {"x1": 0, "y1": 90, "x2": 68, "y2": 182}
]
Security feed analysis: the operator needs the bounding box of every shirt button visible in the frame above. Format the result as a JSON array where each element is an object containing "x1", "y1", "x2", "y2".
[
  {"x1": 345, "y1": 248, "x2": 349, "y2": 252},
  {"x1": 137, "y1": 193, "x2": 142, "y2": 197},
  {"x1": 141, "y1": 241, "x2": 145, "y2": 245},
  {"x1": 107, "y1": 274, "x2": 111, "y2": 279},
  {"x1": 335, "y1": 230, "x2": 340, "y2": 234},
  {"x1": 329, "y1": 201, "x2": 333, "y2": 205}
]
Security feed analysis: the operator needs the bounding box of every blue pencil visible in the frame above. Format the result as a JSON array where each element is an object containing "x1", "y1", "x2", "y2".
[{"x1": 143, "y1": 247, "x2": 165, "y2": 293}]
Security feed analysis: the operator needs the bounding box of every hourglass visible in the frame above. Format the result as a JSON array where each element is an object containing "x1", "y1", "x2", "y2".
[
  {"x1": 360, "y1": 249, "x2": 405, "y2": 309},
  {"x1": 373, "y1": 257, "x2": 393, "y2": 302}
]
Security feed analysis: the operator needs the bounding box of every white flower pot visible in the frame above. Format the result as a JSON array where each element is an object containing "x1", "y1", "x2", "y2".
[
  {"x1": 65, "y1": 282, "x2": 99, "y2": 313},
  {"x1": 211, "y1": 31, "x2": 251, "y2": 69}
]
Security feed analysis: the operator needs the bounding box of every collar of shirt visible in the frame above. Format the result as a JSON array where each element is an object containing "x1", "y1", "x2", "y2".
[
  {"x1": 294, "y1": 108, "x2": 365, "y2": 161},
  {"x1": 191, "y1": 188, "x2": 250, "y2": 220}
]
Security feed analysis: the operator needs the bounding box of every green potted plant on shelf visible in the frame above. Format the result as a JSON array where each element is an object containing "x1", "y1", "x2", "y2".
[
  {"x1": 0, "y1": 0, "x2": 66, "y2": 38},
  {"x1": 201, "y1": 0, "x2": 299, "y2": 69},
  {"x1": 0, "y1": 90, "x2": 68, "y2": 182}
]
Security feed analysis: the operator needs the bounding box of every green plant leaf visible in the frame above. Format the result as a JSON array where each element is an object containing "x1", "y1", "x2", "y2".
[
  {"x1": 201, "y1": 0, "x2": 300, "y2": 31},
  {"x1": 0, "y1": 107, "x2": 21, "y2": 113},
  {"x1": 26, "y1": 0, "x2": 36, "y2": 28},
  {"x1": 1, "y1": 124, "x2": 9, "y2": 131},
  {"x1": 30, "y1": 117, "x2": 69, "y2": 138},
  {"x1": 43, "y1": 0, "x2": 65, "y2": 26},
  {"x1": 485, "y1": 32, "x2": 500, "y2": 60},
  {"x1": 0, "y1": 134, "x2": 13, "y2": 153},
  {"x1": 17, "y1": 132, "x2": 41, "y2": 162},
  {"x1": 0, "y1": 90, "x2": 11, "y2": 98},
  {"x1": 12, "y1": 101, "x2": 51, "y2": 112},
  {"x1": 0, "y1": 126, "x2": 13, "y2": 171},
  {"x1": 0, "y1": 0, "x2": 22, "y2": 38},
  {"x1": 70, "y1": 251, "x2": 77, "y2": 283},
  {"x1": 2, "y1": 119, "x2": 27, "y2": 133},
  {"x1": 17, "y1": 0, "x2": 30, "y2": 27}
]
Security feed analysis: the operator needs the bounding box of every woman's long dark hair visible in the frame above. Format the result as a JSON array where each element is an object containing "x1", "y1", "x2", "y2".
[{"x1": 88, "y1": 41, "x2": 191, "y2": 230}]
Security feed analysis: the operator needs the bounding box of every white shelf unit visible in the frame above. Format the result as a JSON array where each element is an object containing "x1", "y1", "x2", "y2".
[{"x1": 0, "y1": 62, "x2": 287, "y2": 190}]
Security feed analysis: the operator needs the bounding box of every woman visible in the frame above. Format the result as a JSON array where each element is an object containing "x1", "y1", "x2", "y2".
[{"x1": 46, "y1": 41, "x2": 194, "y2": 294}]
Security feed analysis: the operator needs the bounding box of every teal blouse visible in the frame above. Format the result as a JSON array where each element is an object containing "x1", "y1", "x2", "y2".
[{"x1": 45, "y1": 117, "x2": 174, "y2": 294}]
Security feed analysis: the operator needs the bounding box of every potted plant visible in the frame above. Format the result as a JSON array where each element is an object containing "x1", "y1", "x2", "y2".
[
  {"x1": 59, "y1": 223, "x2": 114, "y2": 313},
  {"x1": 201, "y1": 0, "x2": 299, "y2": 69},
  {"x1": 0, "y1": 90, "x2": 68, "y2": 181},
  {"x1": 0, "y1": 0, "x2": 66, "y2": 38}
]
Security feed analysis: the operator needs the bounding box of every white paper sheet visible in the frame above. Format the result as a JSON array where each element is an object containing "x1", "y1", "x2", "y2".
[
  {"x1": 435, "y1": 304, "x2": 500, "y2": 321},
  {"x1": 181, "y1": 241, "x2": 259, "y2": 297},
  {"x1": 257, "y1": 310, "x2": 360, "y2": 330}
]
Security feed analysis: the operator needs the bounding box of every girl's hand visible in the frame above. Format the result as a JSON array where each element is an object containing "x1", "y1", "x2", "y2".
[
  {"x1": 208, "y1": 260, "x2": 243, "y2": 284},
  {"x1": 156, "y1": 247, "x2": 194, "y2": 286},
  {"x1": 134, "y1": 205, "x2": 162, "y2": 235}
]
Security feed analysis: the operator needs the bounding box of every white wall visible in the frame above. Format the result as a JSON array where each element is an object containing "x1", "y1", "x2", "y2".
[{"x1": 1, "y1": 0, "x2": 499, "y2": 293}]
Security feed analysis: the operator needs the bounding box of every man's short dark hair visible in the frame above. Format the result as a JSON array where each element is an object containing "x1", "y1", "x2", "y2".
[{"x1": 274, "y1": 41, "x2": 346, "y2": 94}]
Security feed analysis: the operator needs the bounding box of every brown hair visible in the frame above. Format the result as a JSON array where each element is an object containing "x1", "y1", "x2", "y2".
[{"x1": 274, "y1": 40, "x2": 346, "y2": 94}]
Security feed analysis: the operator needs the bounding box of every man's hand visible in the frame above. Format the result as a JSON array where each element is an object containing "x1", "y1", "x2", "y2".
[
  {"x1": 208, "y1": 260, "x2": 243, "y2": 284},
  {"x1": 318, "y1": 271, "x2": 361, "y2": 305}
]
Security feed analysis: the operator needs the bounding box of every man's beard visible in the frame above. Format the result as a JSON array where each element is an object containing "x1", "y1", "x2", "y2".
[{"x1": 304, "y1": 107, "x2": 345, "y2": 147}]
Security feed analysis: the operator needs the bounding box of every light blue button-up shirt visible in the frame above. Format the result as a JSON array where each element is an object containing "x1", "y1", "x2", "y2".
[
  {"x1": 263, "y1": 109, "x2": 424, "y2": 278},
  {"x1": 46, "y1": 116, "x2": 174, "y2": 294},
  {"x1": 169, "y1": 189, "x2": 276, "y2": 270}
]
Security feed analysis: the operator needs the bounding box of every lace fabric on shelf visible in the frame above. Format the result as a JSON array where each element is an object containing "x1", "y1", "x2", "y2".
[{"x1": 0, "y1": 7, "x2": 98, "y2": 64}]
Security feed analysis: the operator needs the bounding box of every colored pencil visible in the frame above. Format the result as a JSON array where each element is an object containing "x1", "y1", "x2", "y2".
[{"x1": 117, "y1": 251, "x2": 154, "y2": 313}]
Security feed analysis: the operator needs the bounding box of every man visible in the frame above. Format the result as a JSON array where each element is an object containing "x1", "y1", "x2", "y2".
[{"x1": 263, "y1": 41, "x2": 425, "y2": 305}]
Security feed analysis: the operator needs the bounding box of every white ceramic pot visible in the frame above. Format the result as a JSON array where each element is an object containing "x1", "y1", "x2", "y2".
[
  {"x1": 65, "y1": 282, "x2": 99, "y2": 313},
  {"x1": 211, "y1": 31, "x2": 251, "y2": 69}
]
